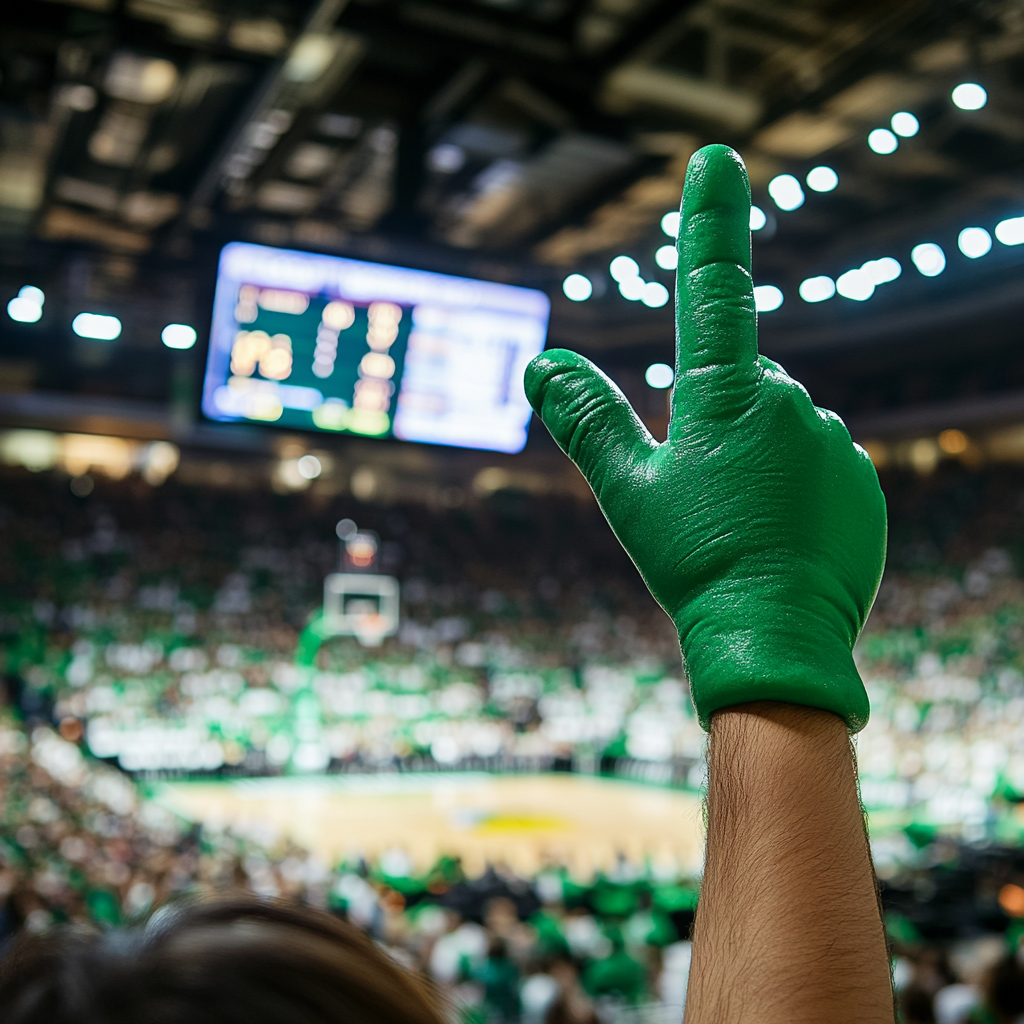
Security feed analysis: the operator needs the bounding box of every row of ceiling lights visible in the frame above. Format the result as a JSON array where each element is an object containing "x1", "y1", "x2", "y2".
[
  {"x1": 6, "y1": 288, "x2": 198, "y2": 349},
  {"x1": 756, "y1": 80, "x2": 1001, "y2": 310},
  {"x1": 562, "y1": 262, "x2": 670, "y2": 307},
  {"x1": 792, "y1": 213, "x2": 1024, "y2": 309},
  {"x1": 866, "y1": 83, "x2": 985, "y2": 156},
  {"x1": 562, "y1": 81, "x2": 999, "y2": 312},
  {"x1": 563, "y1": 208, "x2": 1023, "y2": 313},
  {"x1": 750, "y1": 83, "x2": 985, "y2": 216},
  {"x1": 560, "y1": 163, "x2": 848, "y2": 305}
]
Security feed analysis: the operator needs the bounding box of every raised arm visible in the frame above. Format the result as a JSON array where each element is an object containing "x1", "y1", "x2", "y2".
[
  {"x1": 524, "y1": 145, "x2": 893, "y2": 1023},
  {"x1": 688, "y1": 702, "x2": 894, "y2": 1024}
]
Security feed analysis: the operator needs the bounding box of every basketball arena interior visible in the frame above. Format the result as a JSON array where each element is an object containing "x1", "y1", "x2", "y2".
[{"x1": 2, "y1": 0, "x2": 1024, "y2": 1020}]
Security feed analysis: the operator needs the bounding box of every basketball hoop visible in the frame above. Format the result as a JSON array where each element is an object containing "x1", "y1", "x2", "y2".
[
  {"x1": 321, "y1": 573, "x2": 400, "y2": 648},
  {"x1": 349, "y1": 603, "x2": 389, "y2": 647}
]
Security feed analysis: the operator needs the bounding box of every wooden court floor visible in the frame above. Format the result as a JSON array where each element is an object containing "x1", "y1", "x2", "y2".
[{"x1": 153, "y1": 773, "x2": 705, "y2": 878}]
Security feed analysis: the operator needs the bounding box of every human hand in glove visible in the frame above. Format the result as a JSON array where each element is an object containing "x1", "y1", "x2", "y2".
[{"x1": 525, "y1": 145, "x2": 886, "y2": 731}]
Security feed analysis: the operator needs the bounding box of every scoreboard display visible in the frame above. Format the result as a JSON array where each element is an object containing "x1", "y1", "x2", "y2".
[{"x1": 201, "y1": 242, "x2": 550, "y2": 453}]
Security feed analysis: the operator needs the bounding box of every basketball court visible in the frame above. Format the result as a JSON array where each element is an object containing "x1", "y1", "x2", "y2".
[{"x1": 152, "y1": 773, "x2": 705, "y2": 878}]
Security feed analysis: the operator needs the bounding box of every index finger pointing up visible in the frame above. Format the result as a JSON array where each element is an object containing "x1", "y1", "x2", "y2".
[{"x1": 673, "y1": 145, "x2": 758, "y2": 406}]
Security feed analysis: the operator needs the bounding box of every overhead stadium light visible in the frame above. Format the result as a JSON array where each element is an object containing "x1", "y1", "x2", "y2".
[
  {"x1": 995, "y1": 216, "x2": 1024, "y2": 246},
  {"x1": 836, "y1": 269, "x2": 874, "y2": 301},
  {"x1": 861, "y1": 257, "x2": 901, "y2": 284},
  {"x1": 753, "y1": 285, "x2": 783, "y2": 312},
  {"x1": 749, "y1": 205, "x2": 767, "y2": 231},
  {"x1": 72, "y1": 313, "x2": 122, "y2": 340},
  {"x1": 104, "y1": 53, "x2": 179, "y2": 104},
  {"x1": 609, "y1": 255, "x2": 640, "y2": 282},
  {"x1": 911, "y1": 243, "x2": 946, "y2": 277},
  {"x1": 642, "y1": 281, "x2": 669, "y2": 308},
  {"x1": 767, "y1": 174, "x2": 804, "y2": 211},
  {"x1": 799, "y1": 276, "x2": 836, "y2": 303},
  {"x1": 952, "y1": 83, "x2": 987, "y2": 110},
  {"x1": 284, "y1": 34, "x2": 340, "y2": 84},
  {"x1": 645, "y1": 363, "x2": 674, "y2": 389},
  {"x1": 618, "y1": 276, "x2": 646, "y2": 301},
  {"x1": 867, "y1": 128, "x2": 898, "y2": 154},
  {"x1": 161, "y1": 323, "x2": 197, "y2": 349},
  {"x1": 958, "y1": 227, "x2": 992, "y2": 258},
  {"x1": 562, "y1": 274, "x2": 593, "y2": 301},
  {"x1": 805, "y1": 166, "x2": 838, "y2": 192},
  {"x1": 7, "y1": 298, "x2": 42, "y2": 323},
  {"x1": 660, "y1": 211, "x2": 680, "y2": 238},
  {"x1": 655, "y1": 245, "x2": 677, "y2": 270},
  {"x1": 822, "y1": 258, "x2": 900, "y2": 303},
  {"x1": 7, "y1": 286, "x2": 44, "y2": 323},
  {"x1": 891, "y1": 112, "x2": 919, "y2": 137}
]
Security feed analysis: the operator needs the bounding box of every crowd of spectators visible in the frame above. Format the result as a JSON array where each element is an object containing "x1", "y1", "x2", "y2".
[
  {"x1": 3, "y1": 466, "x2": 1024, "y2": 832},
  {"x1": 0, "y1": 470, "x2": 697, "y2": 780},
  {"x1": 4, "y1": 463, "x2": 1024, "y2": 1020},
  {"x1": 0, "y1": 707, "x2": 701, "y2": 1020},
  {"x1": 3, "y1": 706, "x2": 1024, "y2": 1024}
]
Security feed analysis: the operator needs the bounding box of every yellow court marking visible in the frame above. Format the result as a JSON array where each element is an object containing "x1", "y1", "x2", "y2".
[{"x1": 153, "y1": 773, "x2": 705, "y2": 878}]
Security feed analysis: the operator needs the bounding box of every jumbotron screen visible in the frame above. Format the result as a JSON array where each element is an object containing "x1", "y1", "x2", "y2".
[{"x1": 201, "y1": 242, "x2": 551, "y2": 453}]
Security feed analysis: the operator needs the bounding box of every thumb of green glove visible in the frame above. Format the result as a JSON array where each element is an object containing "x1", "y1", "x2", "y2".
[{"x1": 525, "y1": 145, "x2": 886, "y2": 732}]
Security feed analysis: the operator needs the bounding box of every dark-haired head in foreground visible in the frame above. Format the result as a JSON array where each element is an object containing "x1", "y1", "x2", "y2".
[{"x1": 0, "y1": 898, "x2": 448, "y2": 1024}]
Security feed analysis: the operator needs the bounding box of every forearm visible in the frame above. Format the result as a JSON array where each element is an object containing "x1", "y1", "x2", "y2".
[{"x1": 684, "y1": 702, "x2": 894, "y2": 1024}]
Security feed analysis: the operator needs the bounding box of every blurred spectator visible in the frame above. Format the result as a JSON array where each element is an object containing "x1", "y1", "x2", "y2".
[
  {"x1": 545, "y1": 961, "x2": 601, "y2": 1024},
  {"x1": 901, "y1": 987, "x2": 937, "y2": 1024},
  {"x1": 982, "y1": 955, "x2": 1024, "y2": 1024},
  {"x1": 477, "y1": 936, "x2": 521, "y2": 1022}
]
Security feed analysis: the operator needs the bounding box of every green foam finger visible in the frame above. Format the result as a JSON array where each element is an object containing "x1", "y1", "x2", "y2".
[
  {"x1": 673, "y1": 145, "x2": 758, "y2": 404},
  {"x1": 524, "y1": 349, "x2": 655, "y2": 503}
]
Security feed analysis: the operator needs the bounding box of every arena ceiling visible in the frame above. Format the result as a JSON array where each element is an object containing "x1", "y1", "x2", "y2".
[{"x1": 1, "y1": 0, "x2": 1024, "y2": 431}]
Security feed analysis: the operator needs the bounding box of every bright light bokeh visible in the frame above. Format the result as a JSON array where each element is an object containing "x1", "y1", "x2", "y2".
[
  {"x1": 952, "y1": 83, "x2": 987, "y2": 110},
  {"x1": 867, "y1": 128, "x2": 898, "y2": 154},
  {"x1": 641, "y1": 281, "x2": 669, "y2": 308},
  {"x1": 958, "y1": 227, "x2": 992, "y2": 259},
  {"x1": 798, "y1": 276, "x2": 836, "y2": 303},
  {"x1": 810, "y1": 258, "x2": 899, "y2": 303},
  {"x1": 8, "y1": 298, "x2": 41, "y2": 323},
  {"x1": 609, "y1": 256, "x2": 640, "y2": 282},
  {"x1": 753, "y1": 285, "x2": 783, "y2": 312},
  {"x1": 861, "y1": 257, "x2": 902, "y2": 284},
  {"x1": 749, "y1": 205, "x2": 767, "y2": 231},
  {"x1": 836, "y1": 269, "x2": 875, "y2": 301},
  {"x1": 767, "y1": 174, "x2": 804, "y2": 211},
  {"x1": 891, "y1": 111, "x2": 920, "y2": 137},
  {"x1": 654, "y1": 245, "x2": 677, "y2": 270},
  {"x1": 660, "y1": 211, "x2": 680, "y2": 238},
  {"x1": 618, "y1": 276, "x2": 645, "y2": 301},
  {"x1": 995, "y1": 216, "x2": 1024, "y2": 246},
  {"x1": 562, "y1": 274, "x2": 593, "y2": 301},
  {"x1": 911, "y1": 243, "x2": 946, "y2": 277},
  {"x1": 7, "y1": 286, "x2": 44, "y2": 324},
  {"x1": 806, "y1": 166, "x2": 838, "y2": 192},
  {"x1": 297, "y1": 454, "x2": 322, "y2": 479},
  {"x1": 72, "y1": 313, "x2": 122, "y2": 340},
  {"x1": 161, "y1": 324, "x2": 198, "y2": 349},
  {"x1": 645, "y1": 363, "x2": 674, "y2": 389},
  {"x1": 427, "y1": 144, "x2": 465, "y2": 174}
]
